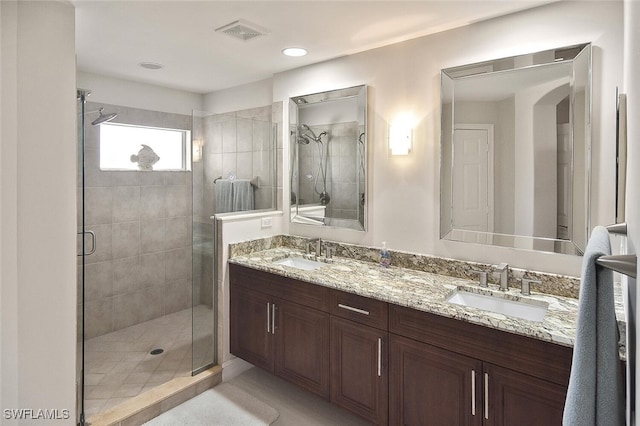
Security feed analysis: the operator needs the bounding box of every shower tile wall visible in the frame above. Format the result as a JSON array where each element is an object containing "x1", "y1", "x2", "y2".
[
  {"x1": 79, "y1": 102, "x2": 194, "y2": 339},
  {"x1": 203, "y1": 105, "x2": 275, "y2": 215},
  {"x1": 299, "y1": 121, "x2": 359, "y2": 220}
]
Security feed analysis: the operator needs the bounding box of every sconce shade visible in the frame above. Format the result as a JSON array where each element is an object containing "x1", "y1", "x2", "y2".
[{"x1": 389, "y1": 124, "x2": 412, "y2": 155}]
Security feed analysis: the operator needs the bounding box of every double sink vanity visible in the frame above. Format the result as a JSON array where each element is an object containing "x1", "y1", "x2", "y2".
[
  {"x1": 228, "y1": 235, "x2": 626, "y2": 425},
  {"x1": 224, "y1": 42, "x2": 622, "y2": 425}
]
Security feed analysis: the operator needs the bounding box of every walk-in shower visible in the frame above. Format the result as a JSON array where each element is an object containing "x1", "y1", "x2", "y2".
[{"x1": 76, "y1": 90, "x2": 217, "y2": 424}]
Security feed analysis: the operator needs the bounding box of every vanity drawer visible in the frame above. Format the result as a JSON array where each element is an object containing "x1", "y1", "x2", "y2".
[
  {"x1": 230, "y1": 263, "x2": 330, "y2": 312},
  {"x1": 330, "y1": 289, "x2": 388, "y2": 330}
]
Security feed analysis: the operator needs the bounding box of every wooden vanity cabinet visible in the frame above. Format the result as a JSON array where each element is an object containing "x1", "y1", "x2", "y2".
[
  {"x1": 229, "y1": 264, "x2": 330, "y2": 398},
  {"x1": 230, "y1": 284, "x2": 274, "y2": 372},
  {"x1": 330, "y1": 290, "x2": 389, "y2": 424},
  {"x1": 390, "y1": 334, "x2": 483, "y2": 426},
  {"x1": 230, "y1": 263, "x2": 575, "y2": 426},
  {"x1": 483, "y1": 363, "x2": 567, "y2": 426},
  {"x1": 389, "y1": 304, "x2": 573, "y2": 426}
]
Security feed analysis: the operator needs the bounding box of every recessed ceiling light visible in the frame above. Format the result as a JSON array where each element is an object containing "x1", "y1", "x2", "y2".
[
  {"x1": 139, "y1": 62, "x2": 163, "y2": 70},
  {"x1": 282, "y1": 47, "x2": 308, "y2": 57}
]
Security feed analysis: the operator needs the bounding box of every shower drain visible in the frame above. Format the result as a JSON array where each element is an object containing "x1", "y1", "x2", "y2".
[{"x1": 150, "y1": 348, "x2": 164, "y2": 355}]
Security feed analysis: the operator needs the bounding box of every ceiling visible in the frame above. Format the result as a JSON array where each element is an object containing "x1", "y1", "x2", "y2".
[{"x1": 74, "y1": 0, "x2": 557, "y2": 94}]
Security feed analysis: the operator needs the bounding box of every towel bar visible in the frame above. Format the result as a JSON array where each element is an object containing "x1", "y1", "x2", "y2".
[
  {"x1": 214, "y1": 176, "x2": 259, "y2": 188},
  {"x1": 596, "y1": 254, "x2": 637, "y2": 279},
  {"x1": 605, "y1": 222, "x2": 627, "y2": 236}
]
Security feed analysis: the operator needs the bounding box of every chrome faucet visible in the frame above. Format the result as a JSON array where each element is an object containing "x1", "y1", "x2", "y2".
[
  {"x1": 306, "y1": 238, "x2": 322, "y2": 257},
  {"x1": 494, "y1": 263, "x2": 509, "y2": 291}
]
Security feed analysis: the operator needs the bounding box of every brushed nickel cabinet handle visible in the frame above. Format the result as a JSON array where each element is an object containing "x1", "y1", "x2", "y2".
[
  {"x1": 271, "y1": 304, "x2": 276, "y2": 334},
  {"x1": 266, "y1": 303, "x2": 270, "y2": 333},
  {"x1": 484, "y1": 372, "x2": 489, "y2": 420},
  {"x1": 471, "y1": 369, "x2": 476, "y2": 416},
  {"x1": 377, "y1": 337, "x2": 382, "y2": 377},
  {"x1": 338, "y1": 303, "x2": 370, "y2": 316}
]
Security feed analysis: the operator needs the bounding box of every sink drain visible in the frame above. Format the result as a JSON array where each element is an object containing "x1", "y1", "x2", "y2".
[{"x1": 150, "y1": 348, "x2": 164, "y2": 355}]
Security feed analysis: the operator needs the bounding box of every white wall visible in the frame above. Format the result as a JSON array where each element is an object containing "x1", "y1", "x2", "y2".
[
  {"x1": 77, "y1": 71, "x2": 203, "y2": 115},
  {"x1": 1, "y1": 2, "x2": 77, "y2": 423},
  {"x1": 203, "y1": 78, "x2": 272, "y2": 114},
  {"x1": 216, "y1": 212, "x2": 285, "y2": 380},
  {"x1": 623, "y1": 0, "x2": 640, "y2": 423},
  {"x1": 272, "y1": 1, "x2": 623, "y2": 277}
]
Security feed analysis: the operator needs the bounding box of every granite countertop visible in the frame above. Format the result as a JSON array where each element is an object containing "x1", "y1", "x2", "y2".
[{"x1": 229, "y1": 247, "x2": 627, "y2": 360}]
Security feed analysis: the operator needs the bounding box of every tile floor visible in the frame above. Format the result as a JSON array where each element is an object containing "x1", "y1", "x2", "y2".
[
  {"x1": 145, "y1": 366, "x2": 369, "y2": 425},
  {"x1": 83, "y1": 305, "x2": 215, "y2": 419},
  {"x1": 227, "y1": 367, "x2": 370, "y2": 425}
]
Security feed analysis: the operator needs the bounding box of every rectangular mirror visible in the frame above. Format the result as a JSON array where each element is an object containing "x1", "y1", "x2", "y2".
[
  {"x1": 440, "y1": 43, "x2": 591, "y2": 255},
  {"x1": 289, "y1": 85, "x2": 367, "y2": 231}
]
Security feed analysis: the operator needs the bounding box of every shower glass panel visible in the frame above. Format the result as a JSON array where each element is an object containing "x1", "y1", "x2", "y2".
[
  {"x1": 78, "y1": 100, "x2": 217, "y2": 422},
  {"x1": 191, "y1": 112, "x2": 216, "y2": 373},
  {"x1": 192, "y1": 106, "x2": 277, "y2": 372}
]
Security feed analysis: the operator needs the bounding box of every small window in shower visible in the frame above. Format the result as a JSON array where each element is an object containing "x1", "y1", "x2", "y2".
[{"x1": 99, "y1": 123, "x2": 191, "y2": 171}]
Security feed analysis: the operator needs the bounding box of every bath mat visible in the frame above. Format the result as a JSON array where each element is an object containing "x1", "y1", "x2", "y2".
[{"x1": 144, "y1": 383, "x2": 279, "y2": 425}]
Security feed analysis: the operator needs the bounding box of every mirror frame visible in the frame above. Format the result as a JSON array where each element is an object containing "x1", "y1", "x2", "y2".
[
  {"x1": 440, "y1": 43, "x2": 591, "y2": 255},
  {"x1": 289, "y1": 85, "x2": 367, "y2": 231}
]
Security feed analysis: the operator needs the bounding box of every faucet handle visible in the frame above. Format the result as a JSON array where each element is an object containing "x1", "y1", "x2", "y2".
[
  {"x1": 324, "y1": 245, "x2": 336, "y2": 261},
  {"x1": 471, "y1": 270, "x2": 488, "y2": 287},
  {"x1": 521, "y1": 278, "x2": 541, "y2": 296}
]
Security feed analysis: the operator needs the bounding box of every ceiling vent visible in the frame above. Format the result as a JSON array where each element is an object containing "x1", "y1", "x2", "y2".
[{"x1": 215, "y1": 19, "x2": 269, "y2": 42}]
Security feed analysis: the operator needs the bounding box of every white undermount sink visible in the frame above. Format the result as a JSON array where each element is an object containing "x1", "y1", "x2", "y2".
[
  {"x1": 446, "y1": 288, "x2": 548, "y2": 322},
  {"x1": 273, "y1": 256, "x2": 326, "y2": 271}
]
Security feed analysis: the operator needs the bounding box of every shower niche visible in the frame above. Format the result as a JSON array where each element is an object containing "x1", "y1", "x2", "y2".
[{"x1": 289, "y1": 85, "x2": 367, "y2": 231}]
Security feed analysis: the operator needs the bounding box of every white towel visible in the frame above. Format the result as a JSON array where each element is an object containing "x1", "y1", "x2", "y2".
[
  {"x1": 232, "y1": 180, "x2": 254, "y2": 211},
  {"x1": 214, "y1": 180, "x2": 233, "y2": 213},
  {"x1": 563, "y1": 226, "x2": 624, "y2": 426}
]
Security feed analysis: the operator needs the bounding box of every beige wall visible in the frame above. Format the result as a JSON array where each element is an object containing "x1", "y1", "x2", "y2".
[
  {"x1": 1, "y1": 1, "x2": 77, "y2": 422},
  {"x1": 77, "y1": 71, "x2": 203, "y2": 116}
]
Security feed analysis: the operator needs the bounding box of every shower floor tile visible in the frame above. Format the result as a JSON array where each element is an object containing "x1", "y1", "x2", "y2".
[{"x1": 84, "y1": 304, "x2": 214, "y2": 420}]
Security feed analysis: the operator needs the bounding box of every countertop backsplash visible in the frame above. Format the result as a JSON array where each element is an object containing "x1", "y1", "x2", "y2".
[{"x1": 228, "y1": 234, "x2": 581, "y2": 299}]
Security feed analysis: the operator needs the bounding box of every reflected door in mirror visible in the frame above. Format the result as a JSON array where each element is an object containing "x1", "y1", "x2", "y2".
[{"x1": 452, "y1": 125, "x2": 493, "y2": 241}]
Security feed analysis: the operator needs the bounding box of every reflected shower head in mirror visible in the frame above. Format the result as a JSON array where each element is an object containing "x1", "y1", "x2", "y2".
[
  {"x1": 298, "y1": 124, "x2": 327, "y2": 143},
  {"x1": 298, "y1": 134, "x2": 312, "y2": 145},
  {"x1": 91, "y1": 108, "x2": 118, "y2": 125}
]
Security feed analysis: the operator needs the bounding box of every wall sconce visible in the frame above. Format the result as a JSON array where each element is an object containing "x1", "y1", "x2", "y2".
[
  {"x1": 193, "y1": 139, "x2": 203, "y2": 162},
  {"x1": 388, "y1": 123, "x2": 413, "y2": 156}
]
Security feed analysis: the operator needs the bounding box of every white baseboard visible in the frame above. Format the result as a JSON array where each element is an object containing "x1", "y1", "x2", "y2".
[{"x1": 222, "y1": 356, "x2": 254, "y2": 382}]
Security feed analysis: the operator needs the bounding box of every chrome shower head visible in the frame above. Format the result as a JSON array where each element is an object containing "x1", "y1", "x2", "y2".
[
  {"x1": 299, "y1": 124, "x2": 328, "y2": 144},
  {"x1": 299, "y1": 124, "x2": 319, "y2": 141},
  {"x1": 91, "y1": 108, "x2": 118, "y2": 125},
  {"x1": 298, "y1": 135, "x2": 311, "y2": 145}
]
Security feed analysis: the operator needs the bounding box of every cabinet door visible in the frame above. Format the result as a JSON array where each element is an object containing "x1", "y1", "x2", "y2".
[
  {"x1": 331, "y1": 317, "x2": 388, "y2": 424},
  {"x1": 274, "y1": 299, "x2": 330, "y2": 399},
  {"x1": 390, "y1": 334, "x2": 482, "y2": 426},
  {"x1": 230, "y1": 285, "x2": 274, "y2": 372},
  {"x1": 484, "y1": 363, "x2": 566, "y2": 426}
]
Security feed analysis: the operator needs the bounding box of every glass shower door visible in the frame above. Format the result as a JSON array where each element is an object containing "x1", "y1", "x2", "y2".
[{"x1": 76, "y1": 88, "x2": 90, "y2": 426}]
